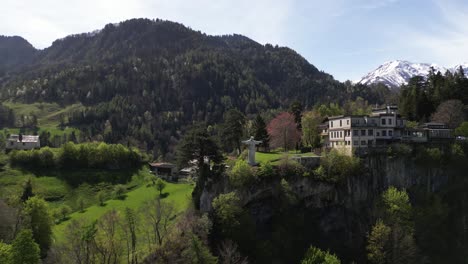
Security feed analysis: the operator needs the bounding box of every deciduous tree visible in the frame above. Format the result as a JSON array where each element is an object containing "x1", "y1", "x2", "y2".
[
  {"x1": 301, "y1": 111, "x2": 322, "y2": 148},
  {"x1": 10, "y1": 229, "x2": 40, "y2": 264},
  {"x1": 301, "y1": 245, "x2": 340, "y2": 264},
  {"x1": 267, "y1": 112, "x2": 301, "y2": 151},
  {"x1": 431, "y1": 99, "x2": 465, "y2": 128}
]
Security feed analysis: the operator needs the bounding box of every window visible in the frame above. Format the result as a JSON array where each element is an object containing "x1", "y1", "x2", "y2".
[
  {"x1": 377, "y1": 132, "x2": 380, "y2": 136},
  {"x1": 368, "y1": 129, "x2": 373, "y2": 136},
  {"x1": 353, "y1": 130, "x2": 358, "y2": 136},
  {"x1": 389, "y1": 118, "x2": 392, "y2": 125},
  {"x1": 361, "y1": 141, "x2": 366, "y2": 145},
  {"x1": 382, "y1": 130, "x2": 387, "y2": 136},
  {"x1": 381, "y1": 119, "x2": 386, "y2": 125},
  {"x1": 368, "y1": 140, "x2": 373, "y2": 145},
  {"x1": 389, "y1": 130, "x2": 393, "y2": 137},
  {"x1": 361, "y1": 130, "x2": 366, "y2": 136},
  {"x1": 331, "y1": 121, "x2": 333, "y2": 128},
  {"x1": 340, "y1": 131, "x2": 343, "y2": 138},
  {"x1": 347, "y1": 120, "x2": 350, "y2": 125},
  {"x1": 348, "y1": 141, "x2": 351, "y2": 145},
  {"x1": 354, "y1": 140, "x2": 359, "y2": 146},
  {"x1": 340, "y1": 120, "x2": 342, "y2": 127}
]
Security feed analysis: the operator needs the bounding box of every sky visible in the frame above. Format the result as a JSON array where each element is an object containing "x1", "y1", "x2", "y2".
[{"x1": 2, "y1": 0, "x2": 468, "y2": 81}]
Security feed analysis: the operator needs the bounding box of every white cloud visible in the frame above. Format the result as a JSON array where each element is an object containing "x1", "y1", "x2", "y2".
[{"x1": 397, "y1": 0, "x2": 468, "y2": 66}]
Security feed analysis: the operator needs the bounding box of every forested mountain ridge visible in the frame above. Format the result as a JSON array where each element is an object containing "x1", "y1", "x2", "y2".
[
  {"x1": 0, "y1": 18, "x2": 379, "y2": 157},
  {"x1": 0, "y1": 35, "x2": 37, "y2": 76}
]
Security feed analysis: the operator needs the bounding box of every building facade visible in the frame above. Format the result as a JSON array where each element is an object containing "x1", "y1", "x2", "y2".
[
  {"x1": 5, "y1": 134, "x2": 40, "y2": 151},
  {"x1": 322, "y1": 106, "x2": 454, "y2": 155}
]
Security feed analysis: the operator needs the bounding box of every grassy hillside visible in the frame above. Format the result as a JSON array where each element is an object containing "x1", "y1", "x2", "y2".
[
  {"x1": 3, "y1": 102, "x2": 83, "y2": 126},
  {"x1": 53, "y1": 181, "x2": 193, "y2": 242}
]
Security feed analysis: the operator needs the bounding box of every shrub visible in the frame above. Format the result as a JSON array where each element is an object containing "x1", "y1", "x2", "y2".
[
  {"x1": 228, "y1": 159, "x2": 254, "y2": 187},
  {"x1": 316, "y1": 149, "x2": 361, "y2": 182},
  {"x1": 415, "y1": 147, "x2": 443, "y2": 167},
  {"x1": 387, "y1": 144, "x2": 412, "y2": 157},
  {"x1": 96, "y1": 191, "x2": 106, "y2": 206},
  {"x1": 113, "y1": 184, "x2": 126, "y2": 200},
  {"x1": 256, "y1": 162, "x2": 275, "y2": 178},
  {"x1": 212, "y1": 192, "x2": 242, "y2": 231},
  {"x1": 277, "y1": 156, "x2": 305, "y2": 178}
]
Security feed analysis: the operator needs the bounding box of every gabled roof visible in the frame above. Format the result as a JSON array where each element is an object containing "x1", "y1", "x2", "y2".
[{"x1": 149, "y1": 162, "x2": 176, "y2": 168}]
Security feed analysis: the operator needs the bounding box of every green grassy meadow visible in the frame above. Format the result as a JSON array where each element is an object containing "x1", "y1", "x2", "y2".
[
  {"x1": 1, "y1": 102, "x2": 82, "y2": 138},
  {"x1": 53, "y1": 180, "x2": 194, "y2": 242}
]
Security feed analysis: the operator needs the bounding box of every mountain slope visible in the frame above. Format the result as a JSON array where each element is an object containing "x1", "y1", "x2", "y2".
[
  {"x1": 0, "y1": 36, "x2": 37, "y2": 75},
  {"x1": 358, "y1": 60, "x2": 468, "y2": 88},
  {"x1": 0, "y1": 18, "x2": 357, "y2": 156}
]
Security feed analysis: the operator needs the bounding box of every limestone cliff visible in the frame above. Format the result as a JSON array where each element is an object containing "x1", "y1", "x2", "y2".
[{"x1": 198, "y1": 154, "x2": 449, "y2": 262}]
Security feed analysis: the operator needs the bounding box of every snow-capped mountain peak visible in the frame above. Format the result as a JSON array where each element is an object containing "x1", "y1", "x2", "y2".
[{"x1": 358, "y1": 60, "x2": 447, "y2": 88}]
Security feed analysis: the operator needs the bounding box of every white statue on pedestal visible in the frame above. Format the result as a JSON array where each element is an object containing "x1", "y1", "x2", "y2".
[{"x1": 242, "y1": 136, "x2": 262, "y2": 166}]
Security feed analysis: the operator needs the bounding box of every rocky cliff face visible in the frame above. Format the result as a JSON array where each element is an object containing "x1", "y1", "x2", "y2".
[{"x1": 199, "y1": 154, "x2": 449, "y2": 262}]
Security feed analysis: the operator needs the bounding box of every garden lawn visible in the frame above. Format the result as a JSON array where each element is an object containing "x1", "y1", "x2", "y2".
[{"x1": 53, "y1": 181, "x2": 194, "y2": 243}]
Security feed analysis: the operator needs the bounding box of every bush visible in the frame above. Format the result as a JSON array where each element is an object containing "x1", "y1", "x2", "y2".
[
  {"x1": 228, "y1": 159, "x2": 254, "y2": 187},
  {"x1": 277, "y1": 156, "x2": 305, "y2": 178},
  {"x1": 256, "y1": 162, "x2": 275, "y2": 178},
  {"x1": 96, "y1": 191, "x2": 106, "y2": 206},
  {"x1": 315, "y1": 149, "x2": 361, "y2": 182},
  {"x1": 415, "y1": 147, "x2": 443, "y2": 166},
  {"x1": 212, "y1": 192, "x2": 242, "y2": 231},
  {"x1": 113, "y1": 184, "x2": 126, "y2": 200},
  {"x1": 387, "y1": 144, "x2": 412, "y2": 157},
  {"x1": 53, "y1": 205, "x2": 72, "y2": 223}
]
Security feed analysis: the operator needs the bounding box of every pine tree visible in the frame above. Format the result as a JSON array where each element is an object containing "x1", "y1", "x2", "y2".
[
  {"x1": 253, "y1": 114, "x2": 270, "y2": 152},
  {"x1": 289, "y1": 101, "x2": 303, "y2": 129},
  {"x1": 220, "y1": 109, "x2": 246, "y2": 154},
  {"x1": 20, "y1": 178, "x2": 34, "y2": 203}
]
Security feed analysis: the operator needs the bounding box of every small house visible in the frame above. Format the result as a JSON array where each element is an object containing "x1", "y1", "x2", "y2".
[
  {"x1": 5, "y1": 134, "x2": 40, "y2": 151},
  {"x1": 149, "y1": 162, "x2": 177, "y2": 181}
]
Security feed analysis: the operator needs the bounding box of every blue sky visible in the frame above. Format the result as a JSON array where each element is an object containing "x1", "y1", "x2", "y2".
[{"x1": 2, "y1": 0, "x2": 468, "y2": 81}]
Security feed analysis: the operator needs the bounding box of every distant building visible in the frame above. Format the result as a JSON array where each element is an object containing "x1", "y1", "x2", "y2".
[
  {"x1": 323, "y1": 106, "x2": 405, "y2": 155},
  {"x1": 321, "y1": 106, "x2": 453, "y2": 156},
  {"x1": 5, "y1": 134, "x2": 40, "y2": 151},
  {"x1": 402, "y1": 122, "x2": 453, "y2": 143},
  {"x1": 149, "y1": 162, "x2": 178, "y2": 181}
]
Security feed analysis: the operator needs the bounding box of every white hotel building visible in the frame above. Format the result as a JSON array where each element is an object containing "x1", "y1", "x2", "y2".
[{"x1": 323, "y1": 106, "x2": 405, "y2": 155}]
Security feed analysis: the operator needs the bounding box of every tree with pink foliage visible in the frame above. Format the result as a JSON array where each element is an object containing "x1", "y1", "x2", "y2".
[{"x1": 267, "y1": 112, "x2": 301, "y2": 151}]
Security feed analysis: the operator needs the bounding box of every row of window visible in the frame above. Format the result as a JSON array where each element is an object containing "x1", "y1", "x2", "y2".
[
  {"x1": 330, "y1": 119, "x2": 350, "y2": 128},
  {"x1": 331, "y1": 140, "x2": 375, "y2": 147},
  {"x1": 330, "y1": 117, "x2": 398, "y2": 128},
  {"x1": 330, "y1": 129, "x2": 393, "y2": 138}
]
